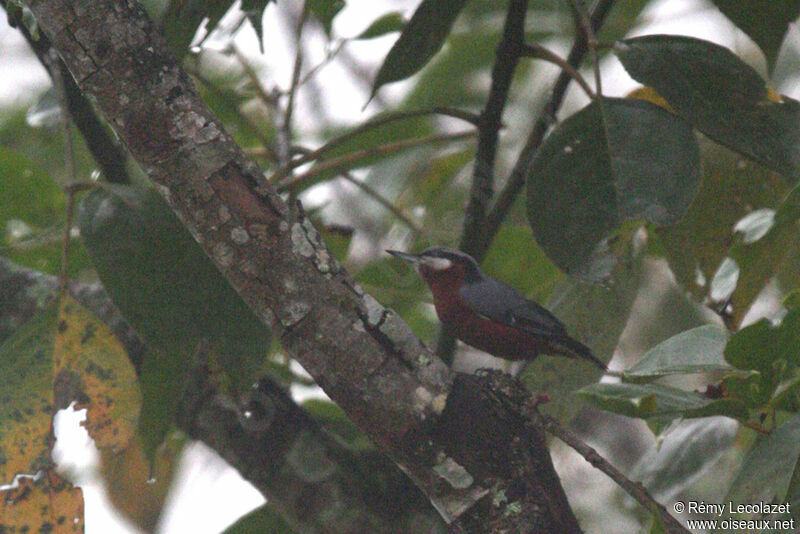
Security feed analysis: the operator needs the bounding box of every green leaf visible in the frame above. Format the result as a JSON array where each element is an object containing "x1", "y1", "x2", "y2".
[
  {"x1": 724, "y1": 297, "x2": 800, "y2": 413},
  {"x1": 615, "y1": 35, "x2": 800, "y2": 180},
  {"x1": 708, "y1": 256, "x2": 739, "y2": 303},
  {"x1": 0, "y1": 154, "x2": 60, "y2": 223},
  {"x1": 726, "y1": 307, "x2": 800, "y2": 370},
  {"x1": 162, "y1": 0, "x2": 236, "y2": 57},
  {"x1": 625, "y1": 325, "x2": 732, "y2": 381},
  {"x1": 242, "y1": 0, "x2": 274, "y2": 49},
  {"x1": 354, "y1": 12, "x2": 405, "y2": 40},
  {"x1": 307, "y1": 0, "x2": 345, "y2": 36},
  {"x1": 77, "y1": 185, "x2": 272, "y2": 459},
  {"x1": 724, "y1": 182, "x2": 800, "y2": 321},
  {"x1": 0, "y1": 302, "x2": 57, "y2": 483},
  {"x1": 578, "y1": 382, "x2": 749, "y2": 419},
  {"x1": 0, "y1": 146, "x2": 91, "y2": 276},
  {"x1": 711, "y1": 0, "x2": 800, "y2": 72},
  {"x1": 370, "y1": 0, "x2": 470, "y2": 100},
  {"x1": 630, "y1": 418, "x2": 738, "y2": 501},
  {"x1": 224, "y1": 504, "x2": 296, "y2": 534},
  {"x1": 725, "y1": 307, "x2": 800, "y2": 374},
  {"x1": 656, "y1": 140, "x2": 788, "y2": 302},
  {"x1": 726, "y1": 414, "x2": 800, "y2": 507},
  {"x1": 526, "y1": 98, "x2": 700, "y2": 277},
  {"x1": 524, "y1": 233, "x2": 644, "y2": 422},
  {"x1": 303, "y1": 399, "x2": 373, "y2": 450}
]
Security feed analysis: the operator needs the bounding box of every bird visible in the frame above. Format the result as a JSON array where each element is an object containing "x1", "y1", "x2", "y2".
[{"x1": 387, "y1": 246, "x2": 606, "y2": 370}]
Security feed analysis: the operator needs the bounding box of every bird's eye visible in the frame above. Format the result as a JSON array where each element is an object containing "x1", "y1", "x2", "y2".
[{"x1": 425, "y1": 257, "x2": 453, "y2": 271}]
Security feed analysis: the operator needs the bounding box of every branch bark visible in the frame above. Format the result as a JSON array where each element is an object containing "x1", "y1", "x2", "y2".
[{"x1": 16, "y1": 1, "x2": 582, "y2": 530}]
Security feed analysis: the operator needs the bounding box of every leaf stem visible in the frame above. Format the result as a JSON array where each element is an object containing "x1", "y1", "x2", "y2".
[
  {"x1": 521, "y1": 43, "x2": 595, "y2": 99},
  {"x1": 275, "y1": 130, "x2": 476, "y2": 190},
  {"x1": 267, "y1": 106, "x2": 480, "y2": 183}
]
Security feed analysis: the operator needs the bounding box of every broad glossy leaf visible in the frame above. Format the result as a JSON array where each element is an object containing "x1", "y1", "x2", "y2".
[
  {"x1": 709, "y1": 256, "x2": 739, "y2": 303},
  {"x1": 724, "y1": 298, "x2": 800, "y2": 412},
  {"x1": 630, "y1": 417, "x2": 738, "y2": 501},
  {"x1": 77, "y1": 185, "x2": 271, "y2": 458},
  {"x1": 625, "y1": 325, "x2": 732, "y2": 381},
  {"x1": 100, "y1": 433, "x2": 185, "y2": 531},
  {"x1": 526, "y1": 98, "x2": 700, "y2": 277},
  {"x1": 0, "y1": 294, "x2": 139, "y2": 486},
  {"x1": 616, "y1": 35, "x2": 800, "y2": 180},
  {"x1": 711, "y1": 0, "x2": 800, "y2": 72},
  {"x1": 726, "y1": 414, "x2": 800, "y2": 506},
  {"x1": 578, "y1": 382, "x2": 748, "y2": 419},
  {"x1": 725, "y1": 305, "x2": 800, "y2": 372},
  {"x1": 370, "y1": 0, "x2": 470, "y2": 100},
  {"x1": 0, "y1": 146, "x2": 74, "y2": 276}
]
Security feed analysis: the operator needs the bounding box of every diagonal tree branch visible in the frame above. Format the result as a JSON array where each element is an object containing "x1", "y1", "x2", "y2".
[{"x1": 15, "y1": 0, "x2": 583, "y2": 530}]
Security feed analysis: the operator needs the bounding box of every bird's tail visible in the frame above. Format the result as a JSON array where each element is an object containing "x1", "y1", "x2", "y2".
[{"x1": 548, "y1": 336, "x2": 606, "y2": 370}]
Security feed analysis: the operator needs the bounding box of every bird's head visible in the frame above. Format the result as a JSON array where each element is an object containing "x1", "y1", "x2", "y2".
[{"x1": 387, "y1": 247, "x2": 483, "y2": 287}]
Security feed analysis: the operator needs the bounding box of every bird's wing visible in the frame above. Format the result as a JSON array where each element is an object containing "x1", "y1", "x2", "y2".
[{"x1": 458, "y1": 278, "x2": 567, "y2": 337}]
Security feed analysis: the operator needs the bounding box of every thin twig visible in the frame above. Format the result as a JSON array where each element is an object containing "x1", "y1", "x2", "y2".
[
  {"x1": 276, "y1": 130, "x2": 476, "y2": 190},
  {"x1": 267, "y1": 106, "x2": 480, "y2": 182},
  {"x1": 338, "y1": 171, "x2": 424, "y2": 236},
  {"x1": 479, "y1": 0, "x2": 616, "y2": 261},
  {"x1": 46, "y1": 48, "x2": 76, "y2": 291},
  {"x1": 296, "y1": 39, "x2": 346, "y2": 88},
  {"x1": 230, "y1": 44, "x2": 282, "y2": 112},
  {"x1": 569, "y1": 0, "x2": 603, "y2": 97},
  {"x1": 521, "y1": 43, "x2": 595, "y2": 98},
  {"x1": 530, "y1": 409, "x2": 690, "y2": 534},
  {"x1": 283, "y1": 2, "x2": 309, "y2": 157}
]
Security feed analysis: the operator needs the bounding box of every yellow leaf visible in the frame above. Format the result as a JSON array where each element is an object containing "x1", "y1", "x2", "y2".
[
  {"x1": 101, "y1": 434, "x2": 185, "y2": 531},
  {"x1": 627, "y1": 86, "x2": 675, "y2": 114},
  {"x1": 55, "y1": 295, "x2": 141, "y2": 453},
  {"x1": 0, "y1": 469, "x2": 84, "y2": 533},
  {"x1": 0, "y1": 303, "x2": 57, "y2": 483}
]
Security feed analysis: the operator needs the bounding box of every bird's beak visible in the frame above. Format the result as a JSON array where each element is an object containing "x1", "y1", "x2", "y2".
[{"x1": 386, "y1": 249, "x2": 422, "y2": 265}]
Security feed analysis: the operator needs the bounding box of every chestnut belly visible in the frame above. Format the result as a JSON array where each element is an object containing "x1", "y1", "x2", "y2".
[{"x1": 437, "y1": 303, "x2": 545, "y2": 361}]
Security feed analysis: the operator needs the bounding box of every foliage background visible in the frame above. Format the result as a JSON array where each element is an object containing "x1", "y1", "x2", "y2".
[{"x1": 1, "y1": 0, "x2": 800, "y2": 532}]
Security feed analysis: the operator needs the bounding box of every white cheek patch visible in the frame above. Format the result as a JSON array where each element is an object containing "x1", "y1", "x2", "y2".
[{"x1": 424, "y1": 257, "x2": 453, "y2": 271}]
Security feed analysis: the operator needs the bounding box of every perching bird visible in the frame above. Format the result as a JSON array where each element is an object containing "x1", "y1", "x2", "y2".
[{"x1": 387, "y1": 247, "x2": 605, "y2": 369}]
